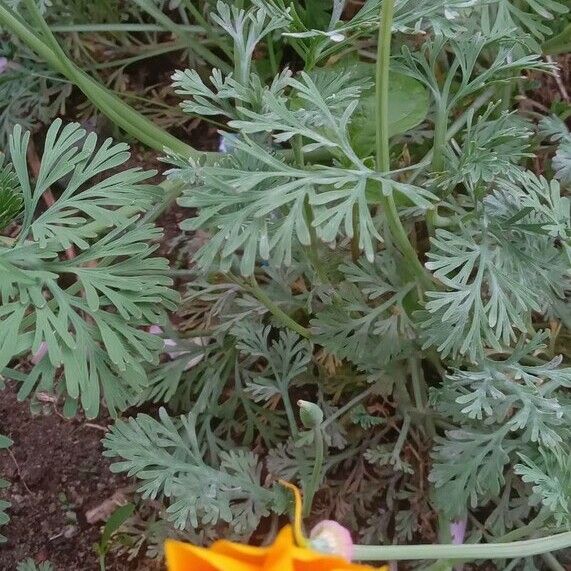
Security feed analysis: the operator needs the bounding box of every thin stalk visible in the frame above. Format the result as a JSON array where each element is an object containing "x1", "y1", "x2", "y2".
[
  {"x1": 430, "y1": 100, "x2": 448, "y2": 174},
  {"x1": 138, "y1": 183, "x2": 183, "y2": 225},
  {"x1": 375, "y1": 0, "x2": 428, "y2": 286},
  {"x1": 375, "y1": 0, "x2": 394, "y2": 174},
  {"x1": 408, "y1": 357, "x2": 435, "y2": 438},
  {"x1": 50, "y1": 23, "x2": 204, "y2": 33},
  {"x1": 89, "y1": 41, "x2": 187, "y2": 71},
  {"x1": 541, "y1": 552, "x2": 566, "y2": 571},
  {"x1": 426, "y1": 99, "x2": 448, "y2": 235},
  {"x1": 321, "y1": 386, "x2": 376, "y2": 429},
  {"x1": 282, "y1": 390, "x2": 299, "y2": 439},
  {"x1": 267, "y1": 33, "x2": 278, "y2": 75},
  {"x1": 351, "y1": 203, "x2": 361, "y2": 262},
  {"x1": 247, "y1": 276, "x2": 310, "y2": 338},
  {"x1": 132, "y1": 0, "x2": 231, "y2": 72},
  {"x1": 499, "y1": 80, "x2": 514, "y2": 113},
  {"x1": 1, "y1": 2, "x2": 199, "y2": 158},
  {"x1": 228, "y1": 274, "x2": 311, "y2": 338},
  {"x1": 353, "y1": 531, "x2": 571, "y2": 561},
  {"x1": 180, "y1": 0, "x2": 233, "y2": 58},
  {"x1": 408, "y1": 88, "x2": 495, "y2": 185},
  {"x1": 303, "y1": 426, "x2": 324, "y2": 516},
  {"x1": 393, "y1": 414, "x2": 410, "y2": 459}
]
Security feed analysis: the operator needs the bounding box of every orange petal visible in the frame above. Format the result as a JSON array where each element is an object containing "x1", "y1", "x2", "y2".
[
  {"x1": 165, "y1": 539, "x2": 260, "y2": 571},
  {"x1": 292, "y1": 545, "x2": 383, "y2": 571},
  {"x1": 211, "y1": 539, "x2": 270, "y2": 566}
]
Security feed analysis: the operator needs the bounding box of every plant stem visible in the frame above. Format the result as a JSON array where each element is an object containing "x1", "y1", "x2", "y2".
[
  {"x1": 267, "y1": 33, "x2": 278, "y2": 76},
  {"x1": 303, "y1": 426, "x2": 324, "y2": 516},
  {"x1": 426, "y1": 99, "x2": 448, "y2": 235},
  {"x1": 431, "y1": 100, "x2": 448, "y2": 174},
  {"x1": 248, "y1": 276, "x2": 311, "y2": 338},
  {"x1": 353, "y1": 531, "x2": 571, "y2": 561},
  {"x1": 138, "y1": 183, "x2": 182, "y2": 225},
  {"x1": 180, "y1": 0, "x2": 233, "y2": 58},
  {"x1": 282, "y1": 390, "x2": 299, "y2": 439},
  {"x1": 541, "y1": 552, "x2": 566, "y2": 571},
  {"x1": 0, "y1": 1, "x2": 199, "y2": 158},
  {"x1": 375, "y1": 0, "x2": 429, "y2": 286},
  {"x1": 351, "y1": 203, "x2": 361, "y2": 261},
  {"x1": 407, "y1": 88, "x2": 495, "y2": 185},
  {"x1": 408, "y1": 357, "x2": 435, "y2": 438},
  {"x1": 132, "y1": 0, "x2": 231, "y2": 71},
  {"x1": 228, "y1": 274, "x2": 311, "y2": 338},
  {"x1": 50, "y1": 23, "x2": 204, "y2": 33},
  {"x1": 375, "y1": 0, "x2": 394, "y2": 175},
  {"x1": 321, "y1": 386, "x2": 376, "y2": 429}
]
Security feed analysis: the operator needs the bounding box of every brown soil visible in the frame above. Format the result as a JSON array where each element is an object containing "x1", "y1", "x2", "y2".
[{"x1": 0, "y1": 383, "x2": 141, "y2": 571}]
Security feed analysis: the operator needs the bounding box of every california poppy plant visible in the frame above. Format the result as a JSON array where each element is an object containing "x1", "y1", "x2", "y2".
[{"x1": 165, "y1": 482, "x2": 389, "y2": 571}]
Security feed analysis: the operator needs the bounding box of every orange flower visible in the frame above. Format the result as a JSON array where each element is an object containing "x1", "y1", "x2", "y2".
[
  {"x1": 165, "y1": 525, "x2": 388, "y2": 571},
  {"x1": 165, "y1": 481, "x2": 389, "y2": 571}
]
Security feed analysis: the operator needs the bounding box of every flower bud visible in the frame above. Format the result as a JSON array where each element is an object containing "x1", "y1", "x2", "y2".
[
  {"x1": 298, "y1": 400, "x2": 323, "y2": 428},
  {"x1": 309, "y1": 520, "x2": 354, "y2": 561}
]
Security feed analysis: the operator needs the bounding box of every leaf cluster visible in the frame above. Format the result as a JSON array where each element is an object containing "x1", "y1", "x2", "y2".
[{"x1": 0, "y1": 120, "x2": 178, "y2": 417}]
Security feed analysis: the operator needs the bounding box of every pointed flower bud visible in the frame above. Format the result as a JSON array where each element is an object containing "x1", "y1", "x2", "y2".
[{"x1": 298, "y1": 399, "x2": 324, "y2": 428}]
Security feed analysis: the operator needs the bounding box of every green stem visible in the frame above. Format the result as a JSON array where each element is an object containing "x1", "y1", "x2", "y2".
[
  {"x1": 375, "y1": 0, "x2": 393, "y2": 175},
  {"x1": 180, "y1": 0, "x2": 233, "y2": 58},
  {"x1": 426, "y1": 99, "x2": 448, "y2": 235},
  {"x1": 303, "y1": 426, "x2": 324, "y2": 516},
  {"x1": 89, "y1": 41, "x2": 187, "y2": 71},
  {"x1": 139, "y1": 183, "x2": 183, "y2": 225},
  {"x1": 408, "y1": 357, "x2": 435, "y2": 438},
  {"x1": 267, "y1": 33, "x2": 278, "y2": 76},
  {"x1": 351, "y1": 202, "x2": 361, "y2": 262},
  {"x1": 132, "y1": 0, "x2": 231, "y2": 71},
  {"x1": 375, "y1": 0, "x2": 428, "y2": 286},
  {"x1": 431, "y1": 100, "x2": 448, "y2": 174},
  {"x1": 353, "y1": 531, "x2": 571, "y2": 561},
  {"x1": 282, "y1": 390, "x2": 299, "y2": 439},
  {"x1": 407, "y1": 88, "x2": 495, "y2": 185},
  {"x1": 392, "y1": 414, "x2": 410, "y2": 459},
  {"x1": 499, "y1": 80, "x2": 513, "y2": 114},
  {"x1": 0, "y1": 1, "x2": 199, "y2": 158},
  {"x1": 229, "y1": 274, "x2": 311, "y2": 338},
  {"x1": 321, "y1": 386, "x2": 376, "y2": 429},
  {"x1": 541, "y1": 552, "x2": 566, "y2": 571},
  {"x1": 49, "y1": 23, "x2": 204, "y2": 33}
]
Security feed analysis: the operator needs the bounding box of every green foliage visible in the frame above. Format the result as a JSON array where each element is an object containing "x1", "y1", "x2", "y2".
[
  {"x1": 0, "y1": 120, "x2": 178, "y2": 417},
  {"x1": 0, "y1": 432, "x2": 12, "y2": 543},
  {"x1": 0, "y1": 43, "x2": 70, "y2": 146},
  {"x1": 104, "y1": 407, "x2": 283, "y2": 535},
  {"x1": 431, "y1": 333, "x2": 571, "y2": 518},
  {"x1": 0, "y1": 156, "x2": 23, "y2": 230},
  {"x1": 540, "y1": 114, "x2": 571, "y2": 185},
  {"x1": 515, "y1": 450, "x2": 571, "y2": 527},
  {"x1": 99, "y1": 0, "x2": 571, "y2": 549},
  {"x1": 16, "y1": 560, "x2": 55, "y2": 571},
  {"x1": 2, "y1": 0, "x2": 571, "y2": 562}
]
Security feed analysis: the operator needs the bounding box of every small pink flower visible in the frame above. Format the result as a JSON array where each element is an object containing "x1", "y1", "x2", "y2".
[
  {"x1": 0, "y1": 57, "x2": 8, "y2": 74},
  {"x1": 309, "y1": 520, "x2": 354, "y2": 561}
]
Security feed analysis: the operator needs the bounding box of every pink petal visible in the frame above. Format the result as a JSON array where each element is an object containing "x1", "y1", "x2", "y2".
[{"x1": 309, "y1": 520, "x2": 354, "y2": 561}]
